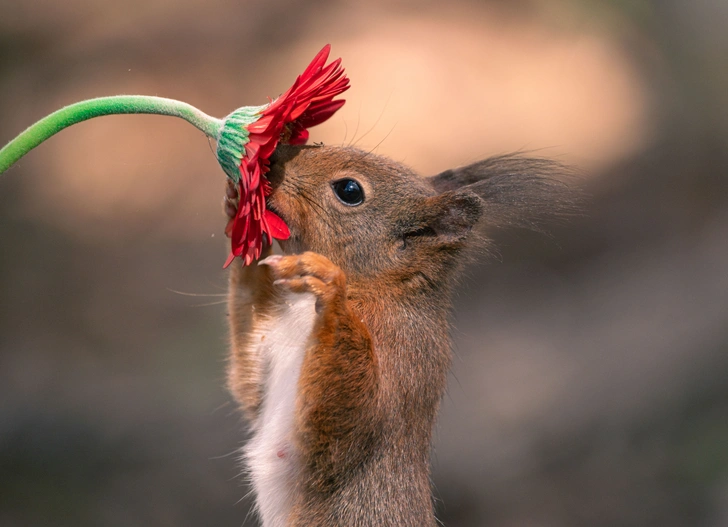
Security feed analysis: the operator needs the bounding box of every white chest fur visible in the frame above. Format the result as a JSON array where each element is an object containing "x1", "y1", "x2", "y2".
[{"x1": 244, "y1": 291, "x2": 317, "y2": 527}]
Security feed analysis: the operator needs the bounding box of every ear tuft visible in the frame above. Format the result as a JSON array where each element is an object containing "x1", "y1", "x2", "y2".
[{"x1": 428, "y1": 154, "x2": 581, "y2": 233}]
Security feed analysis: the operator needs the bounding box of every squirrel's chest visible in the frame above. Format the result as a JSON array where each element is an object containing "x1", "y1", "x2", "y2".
[{"x1": 244, "y1": 291, "x2": 317, "y2": 526}]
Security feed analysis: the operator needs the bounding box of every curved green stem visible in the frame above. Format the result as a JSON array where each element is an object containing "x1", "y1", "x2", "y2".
[{"x1": 0, "y1": 95, "x2": 223, "y2": 174}]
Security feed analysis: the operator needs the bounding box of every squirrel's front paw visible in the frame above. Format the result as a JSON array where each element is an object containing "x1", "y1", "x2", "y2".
[
  {"x1": 223, "y1": 179, "x2": 239, "y2": 238},
  {"x1": 259, "y1": 252, "x2": 345, "y2": 308}
]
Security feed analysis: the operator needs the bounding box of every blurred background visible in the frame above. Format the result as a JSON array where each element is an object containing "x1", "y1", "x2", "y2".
[{"x1": 1, "y1": 0, "x2": 727, "y2": 525}]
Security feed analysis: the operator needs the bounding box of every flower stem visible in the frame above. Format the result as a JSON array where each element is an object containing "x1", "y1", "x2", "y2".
[{"x1": 0, "y1": 95, "x2": 223, "y2": 174}]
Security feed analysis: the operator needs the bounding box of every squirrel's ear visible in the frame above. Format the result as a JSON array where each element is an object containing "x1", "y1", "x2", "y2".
[
  {"x1": 427, "y1": 154, "x2": 579, "y2": 233},
  {"x1": 402, "y1": 190, "x2": 483, "y2": 246}
]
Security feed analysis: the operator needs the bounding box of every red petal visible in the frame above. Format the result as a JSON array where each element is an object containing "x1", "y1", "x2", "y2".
[
  {"x1": 289, "y1": 128, "x2": 309, "y2": 145},
  {"x1": 297, "y1": 99, "x2": 347, "y2": 128},
  {"x1": 224, "y1": 44, "x2": 345, "y2": 267},
  {"x1": 223, "y1": 252, "x2": 236, "y2": 268},
  {"x1": 300, "y1": 44, "x2": 331, "y2": 79},
  {"x1": 246, "y1": 114, "x2": 275, "y2": 133},
  {"x1": 264, "y1": 210, "x2": 290, "y2": 239}
]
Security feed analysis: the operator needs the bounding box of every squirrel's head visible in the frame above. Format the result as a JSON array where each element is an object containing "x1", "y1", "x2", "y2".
[{"x1": 266, "y1": 144, "x2": 576, "y2": 292}]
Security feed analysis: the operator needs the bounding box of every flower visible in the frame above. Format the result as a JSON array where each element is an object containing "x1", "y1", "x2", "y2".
[{"x1": 218, "y1": 45, "x2": 350, "y2": 267}]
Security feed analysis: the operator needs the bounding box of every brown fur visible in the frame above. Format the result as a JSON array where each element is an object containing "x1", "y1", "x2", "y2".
[{"x1": 225, "y1": 145, "x2": 574, "y2": 525}]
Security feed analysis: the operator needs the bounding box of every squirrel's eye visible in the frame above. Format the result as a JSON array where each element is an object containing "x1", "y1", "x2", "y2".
[{"x1": 332, "y1": 179, "x2": 364, "y2": 206}]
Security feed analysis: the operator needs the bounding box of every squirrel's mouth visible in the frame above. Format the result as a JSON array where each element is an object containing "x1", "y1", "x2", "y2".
[
  {"x1": 266, "y1": 201, "x2": 302, "y2": 254},
  {"x1": 266, "y1": 201, "x2": 291, "y2": 242}
]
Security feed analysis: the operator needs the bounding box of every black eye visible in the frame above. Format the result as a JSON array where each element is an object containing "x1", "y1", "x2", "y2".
[{"x1": 332, "y1": 179, "x2": 364, "y2": 206}]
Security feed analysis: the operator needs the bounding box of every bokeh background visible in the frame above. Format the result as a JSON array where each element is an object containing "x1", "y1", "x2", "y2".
[{"x1": 1, "y1": 0, "x2": 727, "y2": 525}]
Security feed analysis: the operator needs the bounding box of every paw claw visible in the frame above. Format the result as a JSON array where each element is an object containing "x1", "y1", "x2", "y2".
[
  {"x1": 223, "y1": 180, "x2": 240, "y2": 221},
  {"x1": 225, "y1": 180, "x2": 238, "y2": 199},
  {"x1": 260, "y1": 253, "x2": 346, "y2": 302},
  {"x1": 224, "y1": 201, "x2": 238, "y2": 219},
  {"x1": 258, "y1": 255, "x2": 283, "y2": 267}
]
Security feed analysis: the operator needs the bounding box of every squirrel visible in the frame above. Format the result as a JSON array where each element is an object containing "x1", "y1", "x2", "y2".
[{"x1": 223, "y1": 144, "x2": 574, "y2": 526}]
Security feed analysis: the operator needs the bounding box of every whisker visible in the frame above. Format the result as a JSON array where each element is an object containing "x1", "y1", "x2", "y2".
[
  {"x1": 347, "y1": 101, "x2": 362, "y2": 147},
  {"x1": 344, "y1": 137, "x2": 392, "y2": 172},
  {"x1": 205, "y1": 278, "x2": 230, "y2": 292},
  {"x1": 209, "y1": 449, "x2": 240, "y2": 460},
  {"x1": 190, "y1": 300, "x2": 228, "y2": 307},
  {"x1": 211, "y1": 400, "x2": 232, "y2": 414},
  {"x1": 285, "y1": 175, "x2": 337, "y2": 232},
  {"x1": 351, "y1": 89, "x2": 393, "y2": 147},
  {"x1": 341, "y1": 115, "x2": 349, "y2": 145},
  {"x1": 166, "y1": 288, "x2": 226, "y2": 297},
  {"x1": 335, "y1": 123, "x2": 397, "y2": 174},
  {"x1": 365, "y1": 122, "x2": 397, "y2": 156},
  {"x1": 297, "y1": 190, "x2": 337, "y2": 232}
]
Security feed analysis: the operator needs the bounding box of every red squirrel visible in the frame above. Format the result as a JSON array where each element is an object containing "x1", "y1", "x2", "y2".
[{"x1": 223, "y1": 144, "x2": 574, "y2": 526}]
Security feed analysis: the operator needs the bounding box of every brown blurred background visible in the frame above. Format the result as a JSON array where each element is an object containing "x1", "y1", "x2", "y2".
[{"x1": 1, "y1": 0, "x2": 727, "y2": 525}]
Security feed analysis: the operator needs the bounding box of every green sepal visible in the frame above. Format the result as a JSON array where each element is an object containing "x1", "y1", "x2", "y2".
[{"x1": 216, "y1": 104, "x2": 267, "y2": 184}]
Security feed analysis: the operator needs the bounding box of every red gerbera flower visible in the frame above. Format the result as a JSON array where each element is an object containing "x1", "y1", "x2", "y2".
[{"x1": 218, "y1": 45, "x2": 349, "y2": 267}]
